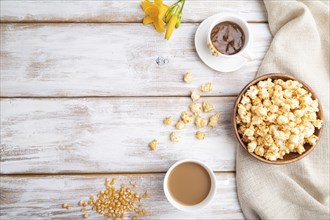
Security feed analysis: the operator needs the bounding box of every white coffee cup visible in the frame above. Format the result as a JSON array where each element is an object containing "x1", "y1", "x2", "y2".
[
  {"x1": 207, "y1": 14, "x2": 254, "y2": 60},
  {"x1": 163, "y1": 159, "x2": 217, "y2": 212}
]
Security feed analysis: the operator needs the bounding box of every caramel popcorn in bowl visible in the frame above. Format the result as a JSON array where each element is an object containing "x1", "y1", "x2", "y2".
[{"x1": 236, "y1": 78, "x2": 323, "y2": 161}]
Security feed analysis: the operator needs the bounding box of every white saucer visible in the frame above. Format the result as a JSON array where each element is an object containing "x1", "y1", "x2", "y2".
[{"x1": 195, "y1": 14, "x2": 252, "y2": 73}]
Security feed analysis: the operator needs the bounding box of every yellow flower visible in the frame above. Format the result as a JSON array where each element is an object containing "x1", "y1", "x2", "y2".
[
  {"x1": 141, "y1": 0, "x2": 169, "y2": 33},
  {"x1": 165, "y1": 14, "x2": 177, "y2": 40}
]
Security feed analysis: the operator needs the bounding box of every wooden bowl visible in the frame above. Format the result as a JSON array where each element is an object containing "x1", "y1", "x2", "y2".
[{"x1": 232, "y1": 73, "x2": 324, "y2": 164}]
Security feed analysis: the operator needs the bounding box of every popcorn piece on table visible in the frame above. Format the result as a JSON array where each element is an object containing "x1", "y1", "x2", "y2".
[
  {"x1": 202, "y1": 101, "x2": 214, "y2": 113},
  {"x1": 175, "y1": 120, "x2": 185, "y2": 130},
  {"x1": 181, "y1": 111, "x2": 193, "y2": 124},
  {"x1": 148, "y1": 139, "x2": 158, "y2": 151},
  {"x1": 191, "y1": 90, "x2": 200, "y2": 102},
  {"x1": 200, "y1": 82, "x2": 212, "y2": 92},
  {"x1": 196, "y1": 131, "x2": 206, "y2": 140},
  {"x1": 195, "y1": 115, "x2": 207, "y2": 128},
  {"x1": 170, "y1": 132, "x2": 180, "y2": 143},
  {"x1": 208, "y1": 112, "x2": 220, "y2": 128},
  {"x1": 189, "y1": 103, "x2": 202, "y2": 116},
  {"x1": 163, "y1": 116, "x2": 172, "y2": 125},
  {"x1": 183, "y1": 72, "x2": 192, "y2": 83}
]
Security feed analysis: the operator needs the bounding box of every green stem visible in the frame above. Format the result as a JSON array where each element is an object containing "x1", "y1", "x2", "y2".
[
  {"x1": 165, "y1": 0, "x2": 185, "y2": 22},
  {"x1": 171, "y1": 0, "x2": 184, "y2": 9},
  {"x1": 179, "y1": 0, "x2": 186, "y2": 13}
]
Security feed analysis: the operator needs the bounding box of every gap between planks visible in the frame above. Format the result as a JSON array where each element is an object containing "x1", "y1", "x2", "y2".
[
  {"x1": 0, "y1": 0, "x2": 267, "y2": 24},
  {"x1": 0, "y1": 21, "x2": 268, "y2": 24},
  {"x1": 0, "y1": 95, "x2": 239, "y2": 99},
  {"x1": 0, "y1": 171, "x2": 235, "y2": 178}
]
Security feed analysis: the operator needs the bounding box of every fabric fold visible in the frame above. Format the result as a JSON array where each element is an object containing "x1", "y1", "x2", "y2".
[{"x1": 236, "y1": 0, "x2": 329, "y2": 219}]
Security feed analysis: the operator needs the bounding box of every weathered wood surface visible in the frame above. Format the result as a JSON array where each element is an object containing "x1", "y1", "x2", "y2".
[
  {"x1": 0, "y1": 1, "x2": 270, "y2": 218},
  {"x1": 0, "y1": 97, "x2": 239, "y2": 174},
  {"x1": 0, "y1": 173, "x2": 243, "y2": 219},
  {"x1": 0, "y1": 0, "x2": 267, "y2": 23},
  {"x1": 0, "y1": 23, "x2": 272, "y2": 97}
]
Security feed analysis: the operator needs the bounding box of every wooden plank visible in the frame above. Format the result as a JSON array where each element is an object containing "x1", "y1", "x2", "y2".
[
  {"x1": 0, "y1": 97, "x2": 239, "y2": 174},
  {"x1": 0, "y1": 0, "x2": 267, "y2": 23},
  {"x1": 0, "y1": 23, "x2": 272, "y2": 97},
  {"x1": 0, "y1": 173, "x2": 243, "y2": 219}
]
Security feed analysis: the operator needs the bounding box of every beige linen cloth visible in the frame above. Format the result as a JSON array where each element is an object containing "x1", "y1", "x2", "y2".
[{"x1": 236, "y1": 0, "x2": 329, "y2": 219}]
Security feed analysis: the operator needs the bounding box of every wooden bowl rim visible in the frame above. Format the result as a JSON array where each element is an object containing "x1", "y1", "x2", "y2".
[{"x1": 232, "y1": 73, "x2": 324, "y2": 165}]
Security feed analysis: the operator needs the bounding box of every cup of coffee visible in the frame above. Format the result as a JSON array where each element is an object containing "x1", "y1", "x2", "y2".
[
  {"x1": 207, "y1": 14, "x2": 253, "y2": 60},
  {"x1": 163, "y1": 159, "x2": 216, "y2": 211}
]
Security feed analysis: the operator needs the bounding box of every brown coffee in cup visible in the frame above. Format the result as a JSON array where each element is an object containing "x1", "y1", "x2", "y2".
[
  {"x1": 167, "y1": 162, "x2": 211, "y2": 206},
  {"x1": 210, "y1": 21, "x2": 245, "y2": 55}
]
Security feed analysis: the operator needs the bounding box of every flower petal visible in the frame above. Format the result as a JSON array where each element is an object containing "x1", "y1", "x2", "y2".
[
  {"x1": 158, "y1": 16, "x2": 166, "y2": 27},
  {"x1": 154, "y1": 0, "x2": 163, "y2": 6},
  {"x1": 153, "y1": 21, "x2": 165, "y2": 32},
  {"x1": 143, "y1": 16, "x2": 154, "y2": 25},
  {"x1": 158, "y1": 5, "x2": 168, "y2": 18},
  {"x1": 141, "y1": 0, "x2": 152, "y2": 11},
  {"x1": 145, "y1": 5, "x2": 159, "y2": 17}
]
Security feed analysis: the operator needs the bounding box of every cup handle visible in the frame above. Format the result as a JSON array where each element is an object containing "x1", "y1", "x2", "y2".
[{"x1": 240, "y1": 51, "x2": 254, "y2": 61}]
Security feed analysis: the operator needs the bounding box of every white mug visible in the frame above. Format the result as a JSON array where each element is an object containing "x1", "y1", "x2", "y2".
[
  {"x1": 163, "y1": 159, "x2": 217, "y2": 212},
  {"x1": 207, "y1": 14, "x2": 254, "y2": 60}
]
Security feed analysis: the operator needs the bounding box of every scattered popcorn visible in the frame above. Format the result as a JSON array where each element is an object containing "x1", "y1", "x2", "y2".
[
  {"x1": 175, "y1": 120, "x2": 185, "y2": 130},
  {"x1": 181, "y1": 111, "x2": 193, "y2": 124},
  {"x1": 208, "y1": 112, "x2": 220, "y2": 128},
  {"x1": 83, "y1": 213, "x2": 88, "y2": 219},
  {"x1": 189, "y1": 103, "x2": 202, "y2": 115},
  {"x1": 148, "y1": 139, "x2": 157, "y2": 151},
  {"x1": 200, "y1": 82, "x2": 212, "y2": 92},
  {"x1": 183, "y1": 72, "x2": 192, "y2": 83},
  {"x1": 191, "y1": 90, "x2": 200, "y2": 102},
  {"x1": 163, "y1": 116, "x2": 172, "y2": 125},
  {"x1": 237, "y1": 78, "x2": 323, "y2": 161},
  {"x1": 195, "y1": 115, "x2": 207, "y2": 128},
  {"x1": 170, "y1": 132, "x2": 180, "y2": 143},
  {"x1": 160, "y1": 78, "x2": 220, "y2": 146},
  {"x1": 202, "y1": 101, "x2": 214, "y2": 112},
  {"x1": 196, "y1": 131, "x2": 206, "y2": 140}
]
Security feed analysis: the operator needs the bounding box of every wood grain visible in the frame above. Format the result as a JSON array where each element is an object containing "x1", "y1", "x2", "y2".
[
  {"x1": 0, "y1": 23, "x2": 272, "y2": 97},
  {"x1": 0, "y1": 97, "x2": 240, "y2": 174},
  {"x1": 0, "y1": 0, "x2": 267, "y2": 23},
  {"x1": 0, "y1": 173, "x2": 243, "y2": 219}
]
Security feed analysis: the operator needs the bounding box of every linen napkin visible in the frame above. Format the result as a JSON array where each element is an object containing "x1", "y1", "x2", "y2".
[{"x1": 236, "y1": 0, "x2": 329, "y2": 219}]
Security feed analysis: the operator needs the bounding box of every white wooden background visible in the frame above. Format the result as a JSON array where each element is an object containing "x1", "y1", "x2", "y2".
[{"x1": 0, "y1": 0, "x2": 271, "y2": 219}]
